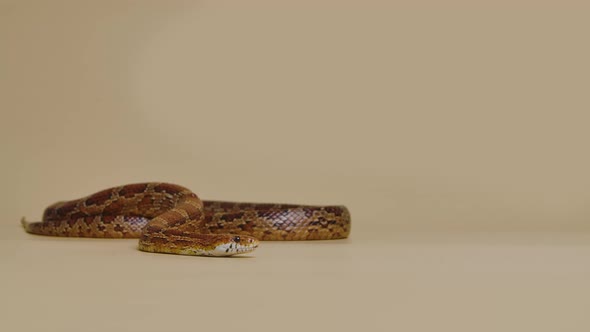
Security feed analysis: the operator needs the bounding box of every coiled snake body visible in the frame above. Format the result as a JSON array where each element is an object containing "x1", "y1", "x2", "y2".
[{"x1": 21, "y1": 183, "x2": 351, "y2": 256}]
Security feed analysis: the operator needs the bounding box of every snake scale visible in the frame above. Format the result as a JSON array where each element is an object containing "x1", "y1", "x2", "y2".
[{"x1": 21, "y1": 183, "x2": 351, "y2": 256}]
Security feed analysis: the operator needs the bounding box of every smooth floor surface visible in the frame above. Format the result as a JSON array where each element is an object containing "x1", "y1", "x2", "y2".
[{"x1": 3, "y1": 224, "x2": 590, "y2": 332}]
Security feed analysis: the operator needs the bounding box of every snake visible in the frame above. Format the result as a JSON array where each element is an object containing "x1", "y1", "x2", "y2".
[{"x1": 21, "y1": 182, "x2": 351, "y2": 256}]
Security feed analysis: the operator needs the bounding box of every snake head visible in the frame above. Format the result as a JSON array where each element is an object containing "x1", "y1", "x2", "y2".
[{"x1": 212, "y1": 235, "x2": 260, "y2": 256}]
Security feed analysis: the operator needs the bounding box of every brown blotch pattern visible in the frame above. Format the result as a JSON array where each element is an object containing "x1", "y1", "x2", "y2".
[{"x1": 22, "y1": 183, "x2": 351, "y2": 254}]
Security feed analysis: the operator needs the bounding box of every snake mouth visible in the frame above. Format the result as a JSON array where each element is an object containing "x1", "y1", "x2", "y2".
[
  {"x1": 209, "y1": 236, "x2": 260, "y2": 256},
  {"x1": 211, "y1": 243, "x2": 258, "y2": 256}
]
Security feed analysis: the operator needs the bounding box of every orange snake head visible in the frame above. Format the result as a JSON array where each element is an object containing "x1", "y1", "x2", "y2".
[{"x1": 211, "y1": 235, "x2": 260, "y2": 256}]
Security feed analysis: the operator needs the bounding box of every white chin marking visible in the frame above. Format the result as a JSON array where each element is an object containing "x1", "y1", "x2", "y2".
[
  {"x1": 140, "y1": 242, "x2": 256, "y2": 257},
  {"x1": 211, "y1": 243, "x2": 255, "y2": 256}
]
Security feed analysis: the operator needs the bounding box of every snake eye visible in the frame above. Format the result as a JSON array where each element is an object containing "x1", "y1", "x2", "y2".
[{"x1": 233, "y1": 236, "x2": 241, "y2": 243}]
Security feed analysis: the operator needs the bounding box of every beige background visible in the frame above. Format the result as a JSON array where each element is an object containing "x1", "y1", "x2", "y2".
[{"x1": 1, "y1": 1, "x2": 590, "y2": 331}]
